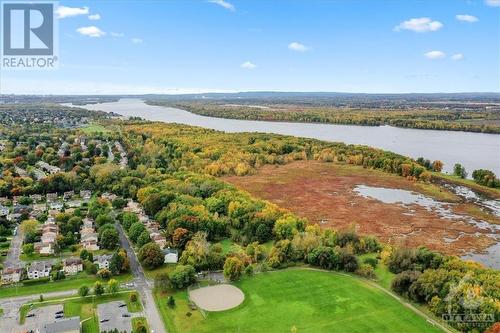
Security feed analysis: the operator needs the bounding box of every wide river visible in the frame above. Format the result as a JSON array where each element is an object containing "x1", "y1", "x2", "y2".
[{"x1": 78, "y1": 98, "x2": 500, "y2": 175}]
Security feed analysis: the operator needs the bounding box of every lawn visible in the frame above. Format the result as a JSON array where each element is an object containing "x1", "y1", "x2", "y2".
[
  {"x1": 132, "y1": 317, "x2": 149, "y2": 333},
  {"x1": 80, "y1": 123, "x2": 110, "y2": 134},
  {"x1": 156, "y1": 269, "x2": 443, "y2": 333},
  {"x1": 143, "y1": 263, "x2": 177, "y2": 280},
  {"x1": 0, "y1": 272, "x2": 133, "y2": 299}
]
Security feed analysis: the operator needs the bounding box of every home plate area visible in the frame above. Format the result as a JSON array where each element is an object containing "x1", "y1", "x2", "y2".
[{"x1": 189, "y1": 284, "x2": 245, "y2": 311}]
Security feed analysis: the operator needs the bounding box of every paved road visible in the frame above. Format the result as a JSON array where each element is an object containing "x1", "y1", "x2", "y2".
[
  {"x1": 4, "y1": 228, "x2": 23, "y2": 268},
  {"x1": 116, "y1": 223, "x2": 166, "y2": 333}
]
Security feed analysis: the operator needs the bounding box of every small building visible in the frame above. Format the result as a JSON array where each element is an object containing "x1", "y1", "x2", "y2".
[
  {"x1": 27, "y1": 261, "x2": 51, "y2": 279},
  {"x1": 80, "y1": 190, "x2": 91, "y2": 200},
  {"x1": 46, "y1": 193, "x2": 58, "y2": 202},
  {"x1": 41, "y1": 316, "x2": 81, "y2": 333},
  {"x1": 0, "y1": 205, "x2": 9, "y2": 217},
  {"x1": 151, "y1": 233, "x2": 167, "y2": 249},
  {"x1": 63, "y1": 191, "x2": 75, "y2": 200},
  {"x1": 1, "y1": 267, "x2": 23, "y2": 284},
  {"x1": 63, "y1": 258, "x2": 83, "y2": 276},
  {"x1": 101, "y1": 192, "x2": 117, "y2": 201},
  {"x1": 163, "y1": 248, "x2": 179, "y2": 264},
  {"x1": 30, "y1": 194, "x2": 43, "y2": 202},
  {"x1": 49, "y1": 202, "x2": 63, "y2": 210},
  {"x1": 94, "y1": 254, "x2": 112, "y2": 269}
]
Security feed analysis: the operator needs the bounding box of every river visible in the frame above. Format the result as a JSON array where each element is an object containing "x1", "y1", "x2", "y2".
[{"x1": 76, "y1": 98, "x2": 500, "y2": 176}]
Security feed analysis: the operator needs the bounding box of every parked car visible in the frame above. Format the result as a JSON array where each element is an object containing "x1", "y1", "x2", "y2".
[
  {"x1": 26, "y1": 314, "x2": 35, "y2": 318},
  {"x1": 100, "y1": 319, "x2": 109, "y2": 323},
  {"x1": 122, "y1": 314, "x2": 130, "y2": 317}
]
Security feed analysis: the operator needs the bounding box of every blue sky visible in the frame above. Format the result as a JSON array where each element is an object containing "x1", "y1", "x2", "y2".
[{"x1": 2, "y1": 0, "x2": 499, "y2": 94}]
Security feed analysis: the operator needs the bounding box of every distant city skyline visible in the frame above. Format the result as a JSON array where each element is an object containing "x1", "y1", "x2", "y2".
[{"x1": 1, "y1": 0, "x2": 499, "y2": 94}]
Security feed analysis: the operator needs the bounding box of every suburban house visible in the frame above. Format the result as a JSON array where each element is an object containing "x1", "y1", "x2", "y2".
[
  {"x1": 27, "y1": 261, "x2": 51, "y2": 279},
  {"x1": 163, "y1": 248, "x2": 179, "y2": 264},
  {"x1": 123, "y1": 200, "x2": 143, "y2": 214},
  {"x1": 80, "y1": 218, "x2": 99, "y2": 251},
  {"x1": 41, "y1": 316, "x2": 81, "y2": 333},
  {"x1": 29, "y1": 194, "x2": 43, "y2": 202},
  {"x1": 46, "y1": 193, "x2": 58, "y2": 202},
  {"x1": 80, "y1": 190, "x2": 91, "y2": 200},
  {"x1": 63, "y1": 258, "x2": 83, "y2": 275},
  {"x1": 38, "y1": 221, "x2": 59, "y2": 255},
  {"x1": 151, "y1": 232, "x2": 167, "y2": 249},
  {"x1": 101, "y1": 192, "x2": 118, "y2": 202},
  {"x1": 63, "y1": 191, "x2": 75, "y2": 200},
  {"x1": 0, "y1": 205, "x2": 9, "y2": 217},
  {"x1": 80, "y1": 233, "x2": 99, "y2": 251},
  {"x1": 1, "y1": 267, "x2": 23, "y2": 284},
  {"x1": 36, "y1": 161, "x2": 61, "y2": 174},
  {"x1": 94, "y1": 254, "x2": 112, "y2": 269}
]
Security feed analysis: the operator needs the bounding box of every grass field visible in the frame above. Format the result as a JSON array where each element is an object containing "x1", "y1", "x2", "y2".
[
  {"x1": 0, "y1": 273, "x2": 133, "y2": 299},
  {"x1": 80, "y1": 123, "x2": 110, "y2": 134},
  {"x1": 156, "y1": 269, "x2": 443, "y2": 333}
]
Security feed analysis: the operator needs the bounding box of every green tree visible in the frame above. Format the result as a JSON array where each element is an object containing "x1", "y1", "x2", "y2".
[
  {"x1": 22, "y1": 243, "x2": 34, "y2": 256},
  {"x1": 128, "y1": 222, "x2": 146, "y2": 243},
  {"x1": 78, "y1": 285, "x2": 89, "y2": 297},
  {"x1": 99, "y1": 228, "x2": 119, "y2": 250},
  {"x1": 107, "y1": 279, "x2": 119, "y2": 293},
  {"x1": 137, "y1": 231, "x2": 152, "y2": 248},
  {"x1": 121, "y1": 212, "x2": 138, "y2": 231},
  {"x1": 138, "y1": 243, "x2": 164, "y2": 269},
  {"x1": 95, "y1": 214, "x2": 113, "y2": 229},
  {"x1": 167, "y1": 296, "x2": 176, "y2": 308},
  {"x1": 169, "y1": 265, "x2": 196, "y2": 289},
  {"x1": 223, "y1": 256, "x2": 244, "y2": 281},
  {"x1": 453, "y1": 163, "x2": 467, "y2": 179},
  {"x1": 93, "y1": 281, "x2": 105, "y2": 296}
]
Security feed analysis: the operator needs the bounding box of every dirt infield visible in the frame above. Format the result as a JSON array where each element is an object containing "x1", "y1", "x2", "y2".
[{"x1": 189, "y1": 284, "x2": 244, "y2": 311}]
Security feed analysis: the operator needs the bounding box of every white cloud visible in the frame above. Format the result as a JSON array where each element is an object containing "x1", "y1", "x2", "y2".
[
  {"x1": 451, "y1": 53, "x2": 464, "y2": 60},
  {"x1": 110, "y1": 32, "x2": 125, "y2": 38},
  {"x1": 76, "y1": 26, "x2": 105, "y2": 38},
  {"x1": 208, "y1": 0, "x2": 235, "y2": 11},
  {"x1": 241, "y1": 61, "x2": 257, "y2": 69},
  {"x1": 56, "y1": 6, "x2": 89, "y2": 18},
  {"x1": 456, "y1": 14, "x2": 478, "y2": 22},
  {"x1": 424, "y1": 50, "x2": 446, "y2": 59},
  {"x1": 131, "y1": 38, "x2": 143, "y2": 44},
  {"x1": 394, "y1": 17, "x2": 443, "y2": 32},
  {"x1": 288, "y1": 42, "x2": 309, "y2": 52},
  {"x1": 485, "y1": 0, "x2": 500, "y2": 6},
  {"x1": 88, "y1": 14, "x2": 101, "y2": 20}
]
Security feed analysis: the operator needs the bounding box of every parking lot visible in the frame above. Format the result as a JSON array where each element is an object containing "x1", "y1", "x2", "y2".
[
  {"x1": 97, "y1": 301, "x2": 133, "y2": 333},
  {"x1": 24, "y1": 304, "x2": 64, "y2": 332}
]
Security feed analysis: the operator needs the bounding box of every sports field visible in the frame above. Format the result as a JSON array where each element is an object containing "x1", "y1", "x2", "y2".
[{"x1": 157, "y1": 269, "x2": 443, "y2": 333}]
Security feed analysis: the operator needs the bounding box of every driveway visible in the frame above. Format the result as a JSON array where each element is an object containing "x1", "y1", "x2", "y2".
[{"x1": 116, "y1": 223, "x2": 166, "y2": 333}]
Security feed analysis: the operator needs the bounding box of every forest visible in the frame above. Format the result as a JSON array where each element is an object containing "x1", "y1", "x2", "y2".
[{"x1": 147, "y1": 100, "x2": 500, "y2": 134}]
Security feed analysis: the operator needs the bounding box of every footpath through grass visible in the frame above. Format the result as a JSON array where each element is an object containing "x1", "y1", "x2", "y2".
[{"x1": 156, "y1": 269, "x2": 443, "y2": 333}]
